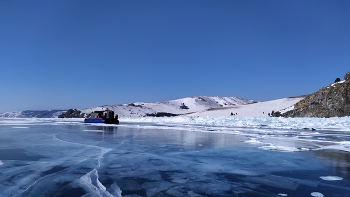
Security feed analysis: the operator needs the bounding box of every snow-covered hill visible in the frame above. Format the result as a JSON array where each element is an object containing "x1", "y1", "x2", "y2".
[
  {"x1": 0, "y1": 110, "x2": 66, "y2": 118},
  {"x1": 82, "y1": 96, "x2": 256, "y2": 118},
  {"x1": 0, "y1": 96, "x2": 304, "y2": 119},
  {"x1": 182, "y1": 97, "x2": 304, "y2": 118}
]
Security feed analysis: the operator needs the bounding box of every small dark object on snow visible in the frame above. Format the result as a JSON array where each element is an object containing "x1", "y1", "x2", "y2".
[
  {"x1": 334, "y1": 78, "x2": 341, "y2": 83},
  {"x1": 180, "y1": 103, "x2": 189, "y2": 109}
]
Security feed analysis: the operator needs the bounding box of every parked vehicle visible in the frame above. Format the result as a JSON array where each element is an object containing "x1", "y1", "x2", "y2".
[{"x1": 84, "y1": 109, "x2": 119, "y2": 124}]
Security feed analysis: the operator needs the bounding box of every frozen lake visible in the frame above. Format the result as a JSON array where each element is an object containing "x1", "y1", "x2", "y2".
[{"x1": 0, "y1": 118, "x2": 350, "y2": 197}]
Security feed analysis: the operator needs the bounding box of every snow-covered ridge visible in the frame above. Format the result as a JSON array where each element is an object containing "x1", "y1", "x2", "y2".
[
  {"x1": 0, "y1": 96, "x2": 253, "y2": 118},
  {"x1": 0, "y1": 110, "x2": 66, "y2": 118},
  {"x1": 82, "y1": 96, "x2": 256, "y2": 118},
  {"x1": 0, "y1": 96, "x2": 302, "y2": 119},
  {"x1": 183, "y1": 97, "x2": 303, "y2": 118}
]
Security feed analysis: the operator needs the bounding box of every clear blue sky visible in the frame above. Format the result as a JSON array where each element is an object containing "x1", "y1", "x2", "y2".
[{"x1": 1, "y1": 0, "x2": 350, "y2": 112}]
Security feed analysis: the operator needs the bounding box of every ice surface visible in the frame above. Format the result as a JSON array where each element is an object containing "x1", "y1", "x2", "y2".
[
  {"x1": 117, "y1": 116, "x2": 350, "y2": 152},
  {"x1": 107, "y1": 182, "x2": 122, "y2": 197},
  {"x1": 1, "y1": 118, "x2": 350, "y2": 196},
  {"x1": 121, "y1": 116, "x2": 350, "y2": 131},
  {"x1": 79, "y1": 169, "x2": 115, "y2": 197},
  {"x1": 316, "y1": 141, "x2": 350, "y2": 152},
  {"x1": 320, "y1": 176, "x2": 343, "y2": 181}
]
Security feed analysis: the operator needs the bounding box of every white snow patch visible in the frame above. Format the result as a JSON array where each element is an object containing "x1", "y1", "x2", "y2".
[
  {"x1": 12, "y1": 126, "x2": 29, "y2": 129},
  {"x1": 0, "y1": 160, "x2": 3, "y2": 166},
  {"x1": 330, "y1": 80, "x2": 345, "y2": 87},
  {"x1": 320, "y1": 176, "x2": 343, "y2": 181},
  {"x1": 311, "y1": 192, "x2": 324, "y2": 197},
  {"x1": 278, "y1": 194, "x2": 288, "y2": 196},
  {"x1": 246, "y1": 138, "x2": 264, "y2": 144},
  {"x1": 259, "y1": 145, "x2": 300, "y2": 152},
  {"x1": 316, "y1": 141, "x2": 350, "y2": 152},
  {"x1": 82, "y1": 130, "x2": 105, "y2": 133}
]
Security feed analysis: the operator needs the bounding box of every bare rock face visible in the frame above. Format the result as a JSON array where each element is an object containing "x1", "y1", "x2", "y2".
[
  {"x1": 58, "y1": 109, "x2": 84, "y2": 118},
  {"x1": 345, "y1": 71, "x2": 350, "y2": 81},
  {"x1": 283, "y1": 71, "x2": 350, "y2": 118}
]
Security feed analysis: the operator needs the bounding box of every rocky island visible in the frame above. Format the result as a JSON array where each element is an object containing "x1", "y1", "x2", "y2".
[{"x1": 283, "y1": 71, "x2": 350, "y2": 118}]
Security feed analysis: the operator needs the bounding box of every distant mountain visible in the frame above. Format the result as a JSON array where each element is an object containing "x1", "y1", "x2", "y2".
[
  {"x1": 0, "y1": 96, "x2": 255, "y2": 118},
  {"x1": 82, "y1": 96, "x2": 256, "y2": 118},
  {"x1": 283, "y1": 71, "x2": 350, "y2": 118},
  {"x1": 0, "y1": 110, "x2": 66, "y2": 118}
]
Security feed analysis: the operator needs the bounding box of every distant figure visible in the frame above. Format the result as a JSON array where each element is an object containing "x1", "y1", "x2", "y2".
[
  {"x1": 334, "y1": 78, "x2": 341, "y2": 83},
  {"x1": 236, "y1": 113, "x2": 238, "y2": 115},
  {"x1": 263, "y1": 112, "x2": 264, "y2": 114},
  {"x1": 231, "y1": 112, "x2": 233, "y2": 116}
]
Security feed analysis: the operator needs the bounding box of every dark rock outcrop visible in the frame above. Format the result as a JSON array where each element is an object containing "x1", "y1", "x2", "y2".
[
  {"x1": 58, "y1": 109, "x2": 84, "y2": 118},
  {"x1": 180, "y1": 103, "x2": 189, "y2": 109},
  {"x1": 146, "y1": 112, "x2": 179, "y2": 117},
  {"x1": 270, "y1": 110, "x2": 282, "y2": 117},
  {"x1": 345, "y1": 71, "x2": 350, "y2": 81},
  {"x1": 283, "y1": 71, "x2": 350, "y2": 117}
]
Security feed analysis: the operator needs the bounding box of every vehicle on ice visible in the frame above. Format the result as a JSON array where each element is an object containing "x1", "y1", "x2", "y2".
[{"x1": 84, "y1": 109, "x2": 119, "y2": 124}]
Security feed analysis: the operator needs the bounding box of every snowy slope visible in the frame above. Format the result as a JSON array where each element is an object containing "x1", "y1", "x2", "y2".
[
  {"x1": 182, "y1": 97, "x2": 304, "y2": 118},
  {"x1": 81, "y1": 96, "x2": 256, "y2": 118},
  {"x1": 0, "y1": 111, "x2": 22, "y2": 118}
]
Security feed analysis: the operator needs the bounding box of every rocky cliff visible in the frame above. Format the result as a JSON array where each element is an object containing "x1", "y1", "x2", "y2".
[{"x1": 283, "y1": 71, "x2": 350, "y2": 118}]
